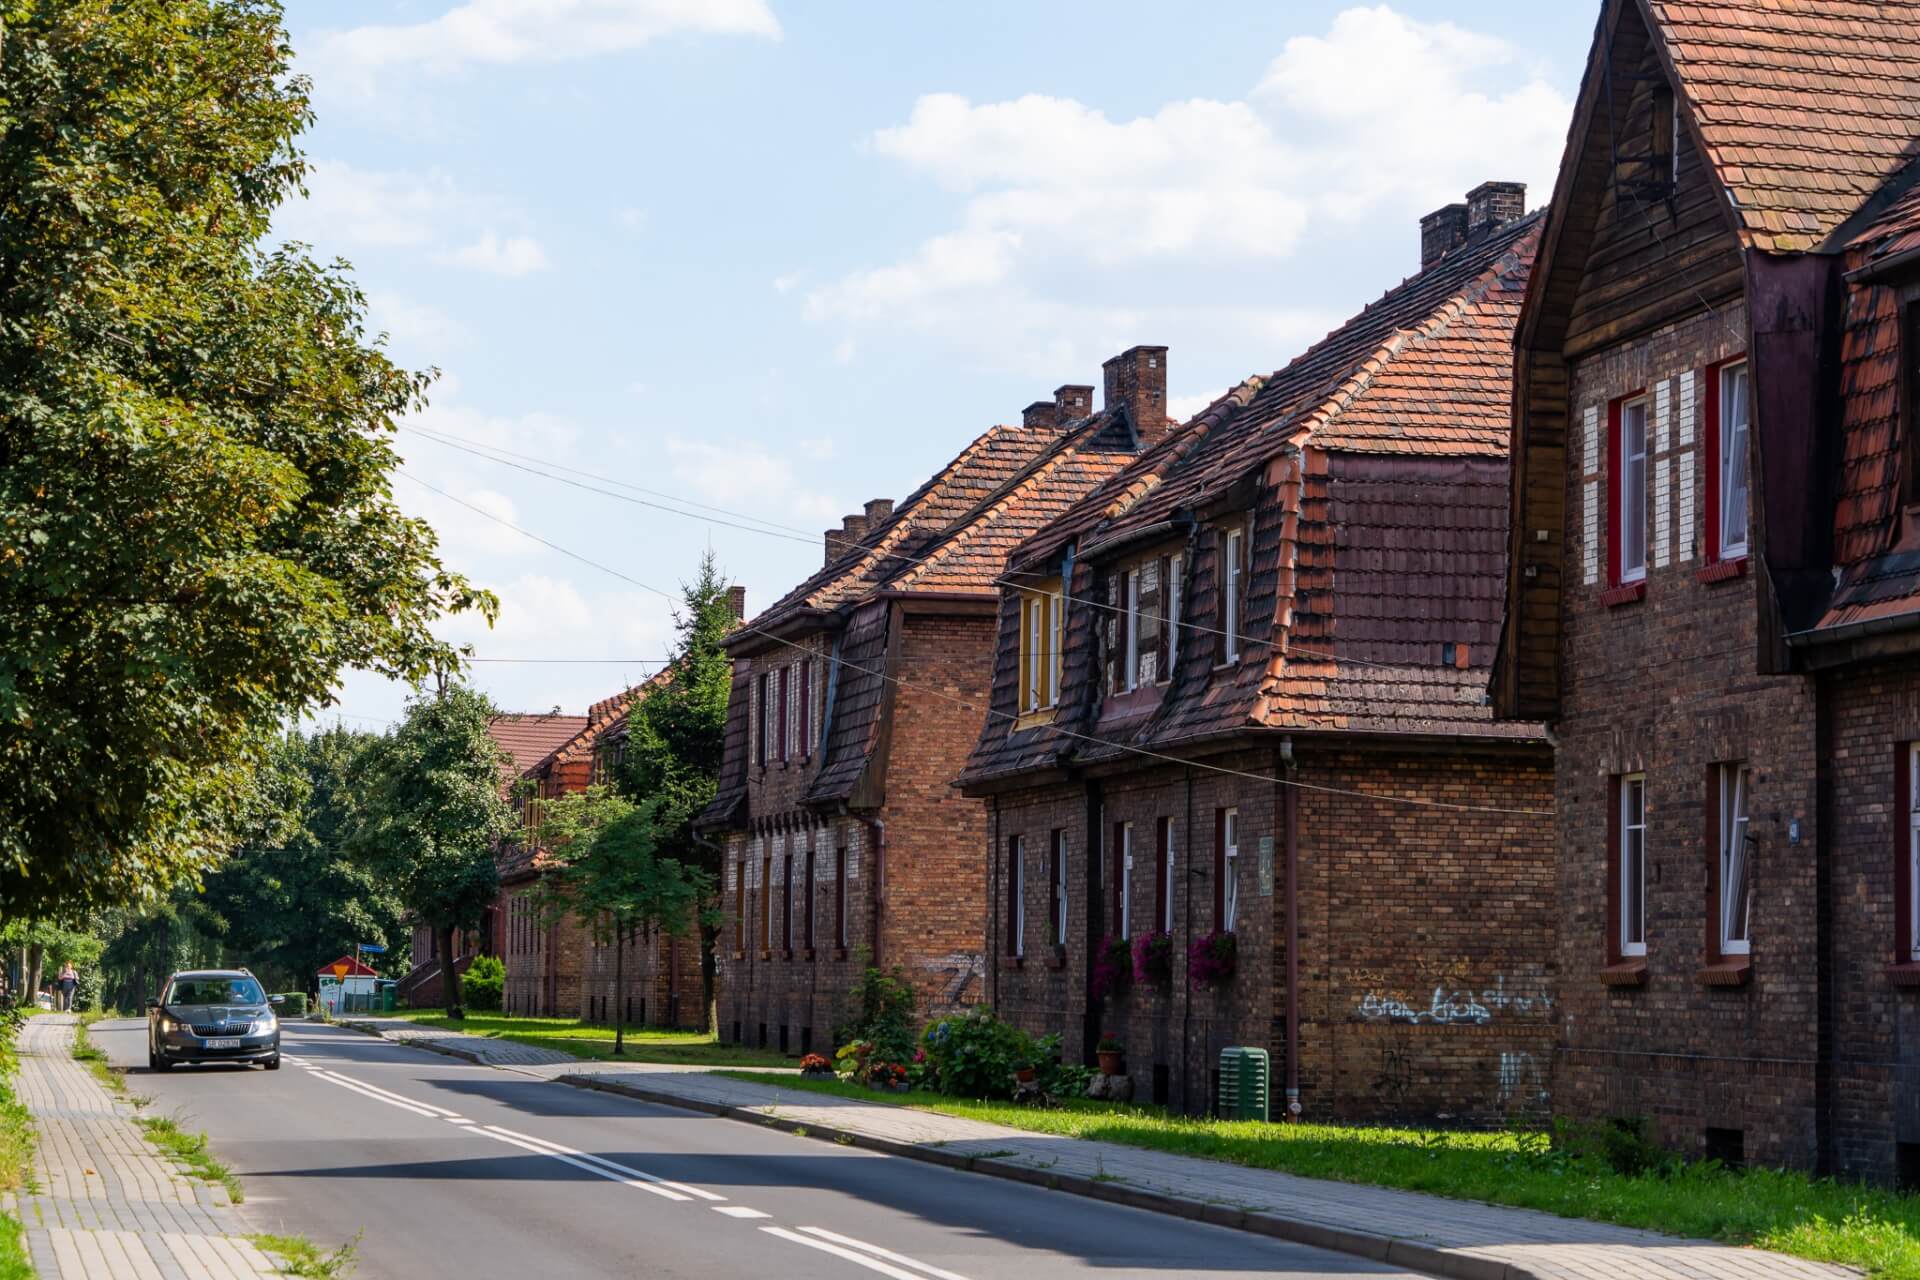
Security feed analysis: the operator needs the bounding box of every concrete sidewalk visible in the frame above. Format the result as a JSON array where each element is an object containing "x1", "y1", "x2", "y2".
[
  {"x1": 344, "y1": 1017, "x2": 1858, "y2": 1280},
  {"x1": 7, "y1": 1015, "x2": 278, "y2": 1279}
]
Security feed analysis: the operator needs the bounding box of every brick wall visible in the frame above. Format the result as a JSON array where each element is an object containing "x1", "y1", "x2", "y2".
[
  {"x1": 579, "y1": 912, "x2": 705, "y2": 1030},
  {"x1": 499, "y1": 881, "x2": 590, "y2": 1019},
  {"x1": 1555, "y1": 304, "x2": 1827, "y2": 1169}
]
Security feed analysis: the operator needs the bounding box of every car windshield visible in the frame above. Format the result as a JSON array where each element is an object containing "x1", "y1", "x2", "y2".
[{"x1": 164, "y1": 977, "x2": 266, "y2": 1006}]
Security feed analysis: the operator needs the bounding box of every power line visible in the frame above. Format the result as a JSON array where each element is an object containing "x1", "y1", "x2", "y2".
[
  {"x1": 399, "y1": 469, "x2": 1553, "y2": 818},
  {"x1": 465, "y1": 657, "x2": 668, "y2": 665}
]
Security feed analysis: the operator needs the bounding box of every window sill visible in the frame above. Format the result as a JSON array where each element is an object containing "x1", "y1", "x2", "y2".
[
  {"x1": 730, "y1": 950, "x2": 745, "y2": 962},
  {"x1": 1001, "y1": 955, "x2": 1025, "y2": 970},
  {"x1": 802, "y1": 948, "x2": 817, "y2": 963},
  {"x1": 1695, "y1": 958, "x2": 1751, "y2": 987},
  {"x1": 1598, "y1": 960, "x2": 1648, "y2": 987},
  {"x1": 1599, "y1": 582, "x2": 1647, "y2": 608},
  {"x1": 1886, "y1": 962, "x2": 1920, "y2": 988},
  {"x1": 1045, "y1": 949, "x2": 1068, "y2": 971},
  {"x1": 758, "y1": 949, "x2": 773, "y2": 962},
  {"x1": 781, "y1": 949, "x2": 795, "y2": 961},
  {"x1": 1014, "y1": 708, "x2": 1057, "y2": 733},
  {"x1": 832, "y1": 947, "x2": 849, "y2": 962},
  {"x1": 1696, "y1": 558, "x2": 1748, "y2": 585}
]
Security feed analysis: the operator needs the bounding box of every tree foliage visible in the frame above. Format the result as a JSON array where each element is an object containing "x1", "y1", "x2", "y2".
[
  {"x1": 0, "y1": 0, "x2": 494, "y2": 914},
  {"x1": 352, "y1": 685, "x2": 511, "y2": 1012}
]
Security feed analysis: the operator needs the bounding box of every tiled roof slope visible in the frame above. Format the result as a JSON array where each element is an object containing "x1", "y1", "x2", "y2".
[
  {"x1": 964, "y1": 216, "x2": 1546, "y2": 784},
  {"x1": 1805, "y1": 177, "x2": 1920, "y2": 638},
  {"x1": 1646, "y1": 0, "x2": 1920, "y2": 252},
  {"x1": 486, "y1": 714, "x2": 586, "y2": 792}
]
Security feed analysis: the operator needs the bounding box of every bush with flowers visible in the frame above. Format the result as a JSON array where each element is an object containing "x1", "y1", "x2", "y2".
[
  {"x1": 799, "y1": 1053, "x2": 835, "y2": 1078},
  {"x1": 1132, "y1": 931, "x2": 1174, "y2": 986},
  {"x1": 1187, "y1": 930, "x2": 1238, "y2": 991},
  {"x1": 1089, "y1": 934, "x2": 1133, "y2": 1001}
]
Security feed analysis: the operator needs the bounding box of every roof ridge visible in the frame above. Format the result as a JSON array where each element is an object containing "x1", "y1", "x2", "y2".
[{"x1": 889, "y1": 446, "x2": 1082, "y2": 591}]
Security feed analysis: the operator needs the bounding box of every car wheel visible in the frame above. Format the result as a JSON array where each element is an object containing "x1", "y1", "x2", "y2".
[
  {"x1": 263, "y1": 1056, "x2": 280, "y2": 1071},
  {"x1": 151, "y1": 1055, "x2": 172, "y2": 1073},
  {"x1": 146, "y1": 1047, "x2": 157, "y2": 1071}
]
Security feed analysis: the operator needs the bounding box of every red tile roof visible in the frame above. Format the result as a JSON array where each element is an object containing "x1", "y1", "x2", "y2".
[
  {"x1": 486, "y1": 714, "x2": 587, "y2": 791},
  {"x1": 1647, "y1": 0, "x2": 1920, "y2": 252}
]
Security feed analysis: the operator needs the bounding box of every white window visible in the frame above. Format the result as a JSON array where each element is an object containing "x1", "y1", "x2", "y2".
[
  {"x1": 1124, "y1": 571, "x2": 1142, "y2": 692},
  {"x1": 1020, "y1": 582, "x2": 1063, "y2": 713},
  {"x1": 1910, "y1": 746, "x2": 1920, "y2": 963},
  {"x1": 1120, "y1": 821, "x2": 1133, "y2": 936},
  {"x1": 1620, "y1": 775, "x2": 1647, "y2": 957},
  {"x1": 1620, "y1": 400, "x2": 1648, "y2": 583},
  {"x1": 1718, "y1": 764, "x2": 1751, "y2": 956},
  {"x1": 1025, "y1": 592, "x2": 1044, "y2": 710},
  {"x1": 1221, "y1": 809, "x2": 1239, "y2": 931},
  {"x1": 1009, "y1": 835, "x2": 1025, "y2": 958},
  {"x1": 1051, "y1": 831, "x2": 1068, "y2": 947},
  {"x1": 1166, "y1": 554, "x2": 1183, "y2": 675},
  {"x1": 1224, "y1": 530, "x2": 1244, "y2": 662},
  {"x1": 1049, "y1": 587, "x2": 1063, "y2": 705},
  {"x1": 1719, "y1": 363, "x2": 1750, "y2": 560}
]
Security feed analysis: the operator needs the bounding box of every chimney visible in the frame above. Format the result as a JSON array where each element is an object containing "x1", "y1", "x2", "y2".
[
  {"x1": 864, "y1": 498, "x2": 894, "y2": 525},
  {"x1": 1420, "y1": 203, "x2": 1469, "y2": 269},
  {"x1": 1101, "y1": 347, "x2": 1169, "y2": 448},
  {"x1": 726, "y1": 585, "x2": 747, "y2": 620},
  {"x1": 1054, "y1": 384, "x2": 1095, "y2": 420},
  {"x1": 1022, "y1": 400, "x2": 1060, "y2": 429},
  {"x1": 826, "y1": 512, "x2": 869, "y2": 566},
  {"x1": 1465, "y1": 181, "x2": 1526, "y2": 237}
]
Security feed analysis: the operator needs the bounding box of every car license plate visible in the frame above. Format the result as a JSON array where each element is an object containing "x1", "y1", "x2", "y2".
[{"x1": 204, "y1": 1038, "x2": 241, "y2": 1049}]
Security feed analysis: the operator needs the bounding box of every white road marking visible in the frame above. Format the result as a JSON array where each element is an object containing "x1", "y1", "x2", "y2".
[
  {"x1": 761, "y1": 1227, "x2": 959, "y2": 1280},
  {"x1": 319, "y1": 1073, "x2": 462, "y2": 1117},
  {"x1": 713, "y1": 1206, "x2": 770, "y2": 1219},
  {"x1": 309, "y1": 1072, "x2": 444, "y2": 1119},
  {"x1": 798, "y1": 1227, "x2": 971, "y2": 1280},
  {"x1": 482, "y1": 1125, "x2": 725, "y2": 1202},
  {"x1": 469, "y1": 1127, "x2": 691, "y2": 1201},
  {"x1": 445, "y1": 1117, "x2": 475, "y2": 1126}
]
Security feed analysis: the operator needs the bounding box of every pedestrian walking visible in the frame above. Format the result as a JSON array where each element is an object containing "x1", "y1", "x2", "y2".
[{"x1": 55, "y1": 962, "x2": 77, "y2": 1013}]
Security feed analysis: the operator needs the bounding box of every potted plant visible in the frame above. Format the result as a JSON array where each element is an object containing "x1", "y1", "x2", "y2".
[
  {"x1": 800, "y1": 1053, "x2": 835, "y2": 1078},
  {"x1": 1095, "y1": 1031, "x2": 1124, "y2": 1076},
  {"x1": 1132, "y1": 931, "x2": 1174, "y2": 986},
  {"x1": 1187, "y1": 930, "x2": 1238, "y2": 991},
  {"x1": 1013, "y1": 1058, "x2": 1037, "y2": 1085}
]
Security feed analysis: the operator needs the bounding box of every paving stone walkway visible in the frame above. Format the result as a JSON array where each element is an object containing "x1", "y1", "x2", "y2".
[
  {"x1": 343, "y1": 1018, "x2": 1859, "y2": 1280},
  {"x1": 6, "y1": 1015, "x2": 279, "y2": 1279}
]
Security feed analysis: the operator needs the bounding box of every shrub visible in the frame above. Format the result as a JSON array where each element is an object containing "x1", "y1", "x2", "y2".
[
  {"x1": 1090, "y1": 935, "x2": 1132, "y2": 1001},
  {"x1": 272, "y1": 992, "x2": 308, "y2": 1017},
  {"x1": 799, "y1": 1053, "x2": 834, "y2": 1077},
  {"x1": 1187, "y1": 930, "x2": 1237, "y2": 991},
  {"x1": 831, "y1": 964, "x2": 917, "y2": 1063},
  {"x1": 1556, "y1": 1115, "x2": 1675, "y2": 1178},
  {"x1": 461, "y1": 955, "x2": 505, "y2": 1012},
  {"x1": 71, "y1": 968, "x2": 102, "y2": 1013},
  {"x1": 1132, "y1": 931, "x2": 1173, "y2": 985},
  {"x1": 921, "y1": 1006, "x2": 1033, "y2": 1100}
]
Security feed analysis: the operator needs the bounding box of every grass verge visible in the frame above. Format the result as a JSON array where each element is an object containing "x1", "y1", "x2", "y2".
[
  {"x1": 250, "y1": 1232, "x2": 360, "y2": 1278},
  {"x1": 719, "y1": 1072, "x2": 1920, "y2": 1279},
  {"x1": 138, "y1": 1116, "x2": 244, "y2": 1203},
  {"x1": 383, "y1": 1011, "x2": 792, "y2": 1068},
  {"x1": 0, "y1": 1017, "x2": 30, "y2": 1280},
  {"x1": 70, "y1": 1023, "x2": 125, "y2": 1096}
]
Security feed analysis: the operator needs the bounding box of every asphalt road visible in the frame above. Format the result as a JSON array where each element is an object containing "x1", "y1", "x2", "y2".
[{"x1": 92, "y1": 1019, "x2": 1413, "y2": 1280}]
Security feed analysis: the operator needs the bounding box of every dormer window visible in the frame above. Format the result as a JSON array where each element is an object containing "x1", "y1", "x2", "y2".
[
  {"x1": 1217, "y1": 526, "x2": 1247, "y2": 664},
  {"x1": 1018, "y1": 579, "x2": 1063, "y2": 714},
  {"x1": 1106, "y1": 553, "x2": 1183, "y2": 695}
]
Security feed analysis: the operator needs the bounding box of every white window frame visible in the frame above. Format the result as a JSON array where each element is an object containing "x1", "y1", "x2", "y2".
[
  {"x1": 1910, "y1": 745, "x2": 1920, "y2": 963},
  {"x1": 1120, "y1": 821, "x2": 1133, "y2": 936},
  {"x1": 1718, "y1": 763, "x2": 1752, "y2": 957},
  {"x1": 1009, "y1": 835, "x2": 1026, "y2": 959},
  {"x1": 1620, "y1": 775, "x2": 1647, "y2": 957},
  {"x1": 1222, "y1": 808, "x2": 1239, "y2": 932},
  {"x1": 1024, "y1": 593, "x2": 1044, "y2": 711},
  {"x1": 1160, "y1": 818, "x2": 1176, "y2": 933},
  {"x1": 1224, "y1": 530, "x2": 1243, "y2": 662},
  {"x1": 1166, "y1": 554, "x2": 1183, "y2": 677},
  {"x1": 1718, "y1": 363, "x2": 1750, "y2": 561},
  {"x1": 1052, "y1": 831, "x2": 1068, "y2": 947},
  {"x1": 1048, "y1": 588, "x2": 1063, "y2": 706},
  {"x1": 1124, "y1": 571, "x2": 1142, "y2": 692},
  {"x1": 1620, "y1": 399, "x2": 1649, "y2": 583}
]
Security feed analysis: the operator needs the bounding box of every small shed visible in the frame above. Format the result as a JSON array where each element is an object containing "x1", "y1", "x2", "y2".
[{"x1": 316, "y1": 955, "x2": 378, "y2": 1015}]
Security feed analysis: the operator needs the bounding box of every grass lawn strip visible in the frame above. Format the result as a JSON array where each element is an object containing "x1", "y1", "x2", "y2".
[
  {"x1": 250, "y1": 1232, "x2": 361, "y2": 1278},
  {"x1": 0, "y1": 1016, "x2": 32, "y2": 1280},
  {"x1": 386, "y1": 1011, "x2": 791, "y2": 1068},
  {"x1": 720, "y1": 1072, "x2": 1920, "y2": 1280},
  {"x1": 69, "y1": 1021, "x2": 125, "y2": 1096},
  {"x1": 137, "y1": 1115, "x2": 244, "y2": 1204}
]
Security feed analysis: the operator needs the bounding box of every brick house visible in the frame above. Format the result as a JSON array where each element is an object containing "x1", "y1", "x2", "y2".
[
  {"x1": 698, "y1": 381, "x2": 1139, "y2": 1055},
  {"x1": 1494, "y1": 0, "x2": 1920, "y2": 1180},
  {"x1": 399, "y1": 710, "x2": 583, "y2": 1008},
  {"x1": 958, "y1": 190, "x2": 1558, "y2": 1124}
]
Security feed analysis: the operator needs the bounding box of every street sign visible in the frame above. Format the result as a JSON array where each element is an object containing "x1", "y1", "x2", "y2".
[
  {"x1": 331, "y1": 961, "x2": 349, "y2": 978},
  {"x1": 357, "y1": 943, "x2": 388, "y2": 954}
]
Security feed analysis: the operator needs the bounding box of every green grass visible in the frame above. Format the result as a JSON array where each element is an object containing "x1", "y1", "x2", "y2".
[
  {"x1": 381, "y1": 1011, "x2": 793, "y2": 1068},
  {"x1": 70, "y1": 1023, "x2": 125, "y2": 1096},
  {"x1": 722, "y1": 1072, "x2": 1920, "y2": 1279},
  {"x1": 0, "y1": 1018, "x2": 33, "y2": 1280},
  {"x1": 250, "y1": 1232, "x2": 360, "y2": 1278},
  {"x1": 138, "y1": 1116, "x2": 244, "y2": 1203}
]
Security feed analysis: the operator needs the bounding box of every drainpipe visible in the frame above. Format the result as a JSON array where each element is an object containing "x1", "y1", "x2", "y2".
[
  {"x1": 990, "y1": 796, "x2": 1002, "y2": 1009},
  {"x1": 1180, "y1": 766, "x2": 1194, "y2": 1115},
  {"x1": 1281, "y1": 736, "x2": 1302, "y2": 1122},
  {"x1": 859, "y1": 816, "x2": 887, "y2": 970}
]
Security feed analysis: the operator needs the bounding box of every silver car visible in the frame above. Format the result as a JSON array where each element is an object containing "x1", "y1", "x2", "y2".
[{"x1": 146, "y1": 969, "x2": 282, "y2": 1071}]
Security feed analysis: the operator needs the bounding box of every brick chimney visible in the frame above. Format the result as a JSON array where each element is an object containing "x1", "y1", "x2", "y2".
[
  {"x1": 823, "y1": 512, "x2": 871, "y2": 565},
  {"x1": 864, "y1": 498, "x2": 894, "y2": 525},
  {"x1": 1420, "y1": 203, "x2": 1468, "y2": 269},
  {"x1": 1102, "y1": 347, "x2": 1168, "y2": 447},
  {"x1": 1022, "y1": 401, "x2": 1059, "y2": 429},
  {"x1": 1055, "y1": 384, "x2": 1095, "y2": 420},
  {"x1": 1466, "y1": 181, "x2": 1526, "y2": 237},
  {"x1": 726, "y1": 585, "x2": 747, "y2": 620}
]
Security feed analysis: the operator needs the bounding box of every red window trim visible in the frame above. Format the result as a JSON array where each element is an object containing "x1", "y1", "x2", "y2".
[
  {"x1": 1606, "y1": 389, "x2": 1647, "y2": 589},
  {"x1": 1601, "y1": 774, "x2": 1647, "y2": 986},
  {"x1": 1699, "y1": 763, "x2": 1752, "y2": 987},
  {"x1": 803, "y1": 844, "x2": 816, "y2": 951},
  {"x1": 1154, "y1": 816, "x2": 1172, "y2": 933},
  {"x1": 777, "y1": 666, "x2": 790, "y2": 764},
  {"x1": 1702, "y1": 355, "x2": 1749, "y2": 568},
  {"x1": 1047, "y1": 830, "x2": 1064, "y2": 945},
  {"x1": 1212, "y1": 808, "x2": 1227, "y2": 929},
  {"x1": 797, "y1": 659, "x2": 812, "y2": 761}
]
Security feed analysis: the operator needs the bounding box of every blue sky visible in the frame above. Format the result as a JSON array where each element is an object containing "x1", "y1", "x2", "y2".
[{"x1": 283, "y1": 0, "x2": 1599, "y2": 731}]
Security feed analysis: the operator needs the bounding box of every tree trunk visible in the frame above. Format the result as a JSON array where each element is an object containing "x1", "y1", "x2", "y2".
[
  {"x1": 700, "y1": 920, "x2": 718, "y2": 1037},
  {"x1": 438, "y1": 925, "x2": 463, "y2": 1015},
  {"x1": 25, "y1": 944, "x2": 45, "y2": 1007},
  {"x1": 612, "y1": 925, "x2": 626, "y2": 1056}
]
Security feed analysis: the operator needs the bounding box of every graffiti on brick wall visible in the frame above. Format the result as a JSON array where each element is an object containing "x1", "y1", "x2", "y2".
[
  {"x1": 919, "y1": 952, "x2": 983, "y2": 1015},
  {"x1": 1370, "y1": 1028, "x2": 1415, "y2": 1111},
  {"x1": 1353, "y1": 971, "x2": 1552, "y2": 1026},
  {"x1": 1495, "y1": 1050, "x2": 1548, "y2": 1109}
]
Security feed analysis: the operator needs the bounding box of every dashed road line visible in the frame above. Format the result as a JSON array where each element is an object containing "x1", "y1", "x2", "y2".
[
  {"x1": 799, "y1": 1226, "x2": 970, "y2": 1280},
  {"x1": 468, "y1": 1126, "x2": 692, "y2": 1201},
  {"x1": 482, "y1": 1125, "x2": 725, "y2": 1201},
  {"x1": 762, "y1": 1226, "x2": 968, "y2": 1280},
  {"x1": 713, "y1": 1206, "x2": 771, "y2": 1219}
]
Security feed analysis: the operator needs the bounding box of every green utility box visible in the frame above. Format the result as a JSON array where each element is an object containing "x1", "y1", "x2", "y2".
[
  {"x1": 378, "y1": 980, "x2": 397, "y2": 1012},
  {"x1": 1218, "y1": 1046, "x2": 1271, "y2": 1122}
]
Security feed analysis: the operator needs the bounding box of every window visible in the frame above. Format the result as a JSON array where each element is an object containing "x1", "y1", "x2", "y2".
[
  {"x1": 760, "y1": 851, "x2": 773, "y2": 950},
  {"x1": 1221, "y1": 529, "x2": 1245, "y2": 662},
  {"x1": 834, "y1": 842, "x2": 849, "y2": 950},
  {"x1": 1716, "y1": 764, "x2": 1751, "y2": 957},
  {"x1": 1155, "y1": 817, "x2": 1174, "y2": 933},
  {"x1": 1111, "y1": 821, "x2": 1134, "y2": 936},
  {"x1": 782, "y1": 848, "x2": 794, "y2": 952},
  {"x1": 1108, "y1": 556, "x2": 1183, "y2": 694},
  {"x1": 1006, "y1": 835, "x2": 1026, "y2": 958},
  {"x1": 1619, "y1": 775, "x2": 1647, "y2": 957},
  {"x1": 777, "y1": 665, "x2": 791, "y2": 763},
  {"x1": 1019, "y1": 580, "x2": 1063, "y2": 713},
  {"x1": 1909, "y1": 745, "x2": 1920, "y2": 964},
  {"x1": 735, "y1": 860, "x2": 747, "y2": 950},
  {"x1": 1215, "y1": 808, "x2": 1239, "y2": 931},
  {"x1": 1166, "y1": 555, "x2": 1183, "y2": 676},
  {"x1": 1708, "y1": 362, "x2": 1750, "y2": 561},
  {"x1": 797, "y1": 659, "x2": 813, "y2": 760},
  {"x1": 1650, "y1": 85, "x2": 1677, "y2": 188},
  {"x1": 1611, "y1": 397, "x2": 1649, "y2": 584},
  {"x1": 1049, "y1": 830, "x2": 1068, "y2": 947},
  {"x1": 756, "y1": 673, "x2": 771, "y2": 769},
  {"x1": 804, "y1": 842, "x2": 816, "y2": 950}
]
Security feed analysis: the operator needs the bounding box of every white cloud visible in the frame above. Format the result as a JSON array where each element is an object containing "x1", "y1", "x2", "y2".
[
  {"x1": 365, "y1": 290, "x2": 468, "y2": 353},
  {"x1": 665, "y1": 436, "x2": 839, "y2": 524},
  {"x1": 314, "y1": 0, "x2": 780, "y2": 91},
  {"x1": 437, "y1": 232, "x2": 550, "y2": 277},
  {"x1": 807, "y1": 5, "x2": 1567, "y2": 375},
  {"x1": 1166, "y1": 391, "x2": 1222, "y2": 424},
  {"x1": 277, "y1": 161, "x2": 460, "y2": 249},
  {"x1": 441, "y1": 572, "x2": 594, "y2": 652}
]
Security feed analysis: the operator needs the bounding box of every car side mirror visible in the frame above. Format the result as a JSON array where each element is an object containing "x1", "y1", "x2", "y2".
[
  {"x1": 269, "y1": 995, "x2": 285, "y2": 1006},
  {"x1": 144, "y1": 997, "x2": 158, "y2": 1011}
]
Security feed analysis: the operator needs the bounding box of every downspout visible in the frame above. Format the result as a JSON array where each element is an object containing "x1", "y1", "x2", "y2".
[
  {"x1": 1180, "y1": 765, "x2": 1195, "y2": 1115},
  {"x1": 990, "y1": 796, "x2": 1002, "y2": 1010},
  {"x1": 1281, "y1": 736, "x2": 1302, "y2": 1121},
  {"x1": 859, "y1": 816, "x2": 887, "y2": 971}
]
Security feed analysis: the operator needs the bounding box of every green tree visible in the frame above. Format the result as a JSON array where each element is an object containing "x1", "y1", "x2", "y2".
[
  {"x1": 204, "y1": 728, "x2": 407, "y2": 993},
  {"x1": 529, "y1": 786, "x2": 709, "y2": 1055},
  {"x1": 0, "y1": 0, "x2": 495, "y2": 915},
  {"x1": 615, "y1": 552, "x2": 736, "y2": 1029},
  {"x1": 354, "y1": 685, "x2": 512, "y2": 1015}
]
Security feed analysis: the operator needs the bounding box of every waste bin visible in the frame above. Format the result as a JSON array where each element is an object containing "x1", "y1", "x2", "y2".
[{"x1": 378, "y1": 980, "x2": 397, "y2": 1012}]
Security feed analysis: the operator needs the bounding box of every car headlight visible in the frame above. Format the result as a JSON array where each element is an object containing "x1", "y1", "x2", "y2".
[
  {"x1": 157, "y1": 1016, "x2": 177, "y2": 1034},
  {"x1": 250, "y1": 1015, "x2": 277, "y2": 1035}
]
